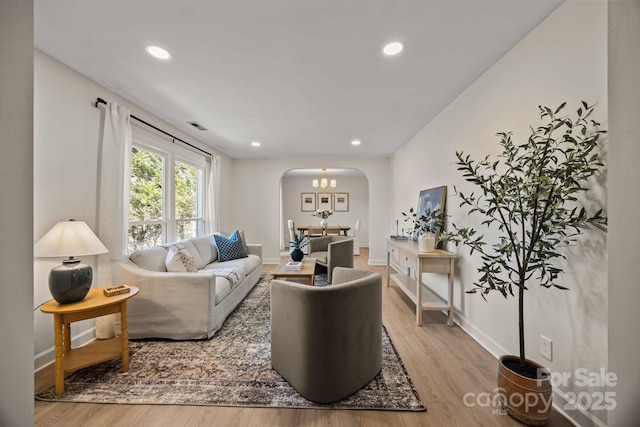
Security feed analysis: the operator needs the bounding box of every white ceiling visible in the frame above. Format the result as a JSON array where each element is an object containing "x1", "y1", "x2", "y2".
[{"x1": 35, "y1": 0, "x2": 562, "y2": 159}]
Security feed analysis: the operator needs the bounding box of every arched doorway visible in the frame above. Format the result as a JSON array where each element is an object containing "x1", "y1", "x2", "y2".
[{"x1": 279, "y1": 168, "x2": 369, "y2": 253}]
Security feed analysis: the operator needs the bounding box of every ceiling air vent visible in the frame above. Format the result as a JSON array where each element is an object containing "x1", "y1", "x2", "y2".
[{"x1": 188, "y1": 121, "x2": 208, "y2": 131}]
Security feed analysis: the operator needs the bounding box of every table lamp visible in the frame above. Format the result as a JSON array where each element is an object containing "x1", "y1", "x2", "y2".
[{"x1": 34, "y1": 219, "x2": 108, "y2": 304}]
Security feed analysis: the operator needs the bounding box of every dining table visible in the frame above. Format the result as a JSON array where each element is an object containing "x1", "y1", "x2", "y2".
[{"x1": 297, "y1": 225, "x2": 351, "y2": 237}]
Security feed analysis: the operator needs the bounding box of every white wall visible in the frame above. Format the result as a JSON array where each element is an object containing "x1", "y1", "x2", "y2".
[
  {"x1": 391, "y1": 2, "x2": 608, "y2": 425},
  {"x1": 0, "y1": 1, "x2": 34, "y2": 425},
  {"x1": 228, "y1": 157, "x2": 388, "y2": 264},
  {"x1": 607, "y1": 1, "x2": 640, "y2": 426},
  {"x1": 281, "y1": 174, "x2": 369, "y2": 250},
  {"x1": 33, "y1": 50, "x2": 232, "y2": 370}
]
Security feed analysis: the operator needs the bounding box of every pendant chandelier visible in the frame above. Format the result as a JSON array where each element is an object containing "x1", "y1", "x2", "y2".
[{"x1": 312, "y1": 168, "x2": 336, "y2": 193}]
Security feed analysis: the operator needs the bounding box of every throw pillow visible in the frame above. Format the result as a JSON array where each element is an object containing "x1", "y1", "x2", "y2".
[
  {"x1": 179, "y1": 250, "x2": 197, "y2": 272},
  {"x1": 236, "y1": 229, "x2": 249, "y2": 254},
  {"x1": 165, "y1": 246, "x2": 198, "y2": 272},
  {"x1": 214, "y1": 233, "x2": 248, "y2": 261}
]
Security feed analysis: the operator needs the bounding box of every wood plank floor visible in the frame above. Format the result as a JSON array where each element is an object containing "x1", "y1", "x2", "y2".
[{"x1": 34, "y1": 248, "x2": 573, "y2": 426}]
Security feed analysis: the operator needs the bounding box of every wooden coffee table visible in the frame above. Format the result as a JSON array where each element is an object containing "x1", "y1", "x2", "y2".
[{"x1": 272, "y1": 257, "x2": 317, "y2": 286}]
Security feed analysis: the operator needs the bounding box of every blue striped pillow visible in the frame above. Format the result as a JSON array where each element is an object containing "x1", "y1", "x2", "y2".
[{"x1": 214, "y1": 232, "x2": 248, "y2": 261}]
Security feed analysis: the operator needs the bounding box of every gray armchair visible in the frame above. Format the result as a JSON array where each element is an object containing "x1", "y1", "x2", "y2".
[
  {"x1": 270, "y1": 267, "x2": 382, "y2": 403},
  {"x1": 307, "y1": 235, "x2": 353, "y2": 283}
]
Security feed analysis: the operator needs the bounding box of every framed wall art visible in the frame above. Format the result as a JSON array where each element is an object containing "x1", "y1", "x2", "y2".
[
  {"x1": 333, "y1": 192, "x2": 349, "y2": 212},
  {"x1": 301, "y1": 192, "x2": 316, "y2": 212},
  {"x1": 317, "y1": 192, "x2": 333, "y2": 211}
]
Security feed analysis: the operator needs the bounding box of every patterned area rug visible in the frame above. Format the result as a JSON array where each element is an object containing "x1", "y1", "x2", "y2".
[
  {"x1": 314, "y1": 273, "x2": 330, "y2": 286},
  {"x1": 36, "y1": 274, "x2": 425, "y2": 411}
]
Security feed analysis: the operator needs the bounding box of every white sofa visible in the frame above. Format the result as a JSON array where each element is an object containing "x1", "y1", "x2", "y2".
[{"x1": 111, "y1": 233, "x2": 262, "y2": 340}]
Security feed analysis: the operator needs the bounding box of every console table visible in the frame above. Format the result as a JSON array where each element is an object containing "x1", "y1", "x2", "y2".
[
  {"x1": 386, "y1": 239, "x2": 455, "y2": 326},
  {"x1": 40, "y1": 286, "x2": 139, "y2": 394}
]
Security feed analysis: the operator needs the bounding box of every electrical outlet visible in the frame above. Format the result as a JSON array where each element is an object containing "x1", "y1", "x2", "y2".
[{"x1": 540, "y1": 335, "x2": 552, "y2": 361}]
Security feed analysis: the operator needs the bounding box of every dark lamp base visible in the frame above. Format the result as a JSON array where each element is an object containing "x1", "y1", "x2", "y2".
[{"x1": 49, "y1": 260, "x2": 93, "y2": 304}]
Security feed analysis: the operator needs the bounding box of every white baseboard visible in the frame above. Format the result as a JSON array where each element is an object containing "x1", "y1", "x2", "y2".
[{"x1": 456, "y1": 312, "x2": 507, "y2": 360}]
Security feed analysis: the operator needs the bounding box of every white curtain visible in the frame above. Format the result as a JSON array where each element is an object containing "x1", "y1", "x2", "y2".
[
  {"x1": 95, "y1": 102, "x2": 132, "y2": 338},
  {"x1": 206, "y1": 154, "x2": 221, "y2": 234}
]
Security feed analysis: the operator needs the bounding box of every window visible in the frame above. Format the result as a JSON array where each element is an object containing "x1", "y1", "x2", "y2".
[{"x1": 127, "y1": 138, "x2": 207, "y2": 252}]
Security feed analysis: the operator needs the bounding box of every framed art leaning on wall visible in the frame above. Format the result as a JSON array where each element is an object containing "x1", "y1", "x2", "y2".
[{"x1": 415, "y1": 185, "x2": 447, "y2": 243}]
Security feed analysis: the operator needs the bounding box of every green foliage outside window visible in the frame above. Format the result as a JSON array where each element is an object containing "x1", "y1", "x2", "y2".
[{"x1": 128, "y1": 148, "x2": 164, "y2": 250}]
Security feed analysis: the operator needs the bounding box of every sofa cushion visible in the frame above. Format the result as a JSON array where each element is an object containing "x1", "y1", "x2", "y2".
[
  {"x1": 130, "y1": 246, "x2": 169, "y2": 272},
  {"x1": 214, "y1": 232, "x2": 247, "y2": 261},
  {"x1": 165, "y1": 246, "x2": 198, "y2": 272},
  {"x1": 203, "y1": 254, "x2": 261, "y2": 277},
  {"x1": 189, "y1": 234, "x2": 218, "y2": 266}
]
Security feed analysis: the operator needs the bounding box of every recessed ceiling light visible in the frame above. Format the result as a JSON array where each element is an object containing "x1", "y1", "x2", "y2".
[
  {"x1": 145, "y1": 45, "x2": 171, "y2": 60},
  {"x1": 351, "y1": 140, "x2": 361, "y2": 146},
  {"x1": 383, "y1": 41, "x2": 404, "y2": 56},
  {"x1": 251, "y1": 141, "x2": 261, "y2": 147}
]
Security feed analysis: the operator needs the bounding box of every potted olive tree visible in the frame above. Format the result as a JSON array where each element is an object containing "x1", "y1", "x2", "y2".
[{"x1": 442, "y1": 102, "x2": 607, "y2": 425}]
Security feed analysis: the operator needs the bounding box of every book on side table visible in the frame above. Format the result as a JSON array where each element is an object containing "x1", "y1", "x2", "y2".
[{"x1": 285, "y1": 261, "x2": 303, "y2": 270}]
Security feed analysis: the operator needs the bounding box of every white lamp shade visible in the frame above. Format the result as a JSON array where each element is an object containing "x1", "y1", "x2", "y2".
[
  {"x1": 312, "y1": 179, "x2": 319, "y2": 188},
  {"x1": 34, "y1": 220, "x2": 108, "y2": 258}
]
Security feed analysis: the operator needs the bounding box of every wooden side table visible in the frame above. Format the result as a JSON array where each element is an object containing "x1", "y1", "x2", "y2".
[{"x1": 40, "y1": 286, "x2": 139, "y2": 395}]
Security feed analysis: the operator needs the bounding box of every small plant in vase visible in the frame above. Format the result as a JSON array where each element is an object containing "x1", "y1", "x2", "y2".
[
  {"x1": 289, "y1": 230, "x2": 308, "y2": 262},
  {"x1": 312, "y1": 209, "x2": 333, "y2": 229},
  {"x1": 401, "y1": 207, "x2": 445, "y2": 252}
]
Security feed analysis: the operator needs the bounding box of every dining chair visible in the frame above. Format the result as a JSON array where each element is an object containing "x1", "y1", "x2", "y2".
[
  {"x1": 353, "y1": 219, "x2": 361, "y2": 255},
  {"x1": 307, "y1": 226, "x2": 324, "y2": 237},
  {"x1": 287, "y1": 219, "x2": 296, "y2": 241}
]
